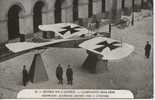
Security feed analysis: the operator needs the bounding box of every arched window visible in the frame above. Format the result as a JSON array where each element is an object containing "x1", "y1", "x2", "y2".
[
  {"x1": 73, "y1": 0, "x2": 79, "y2": 22},
  {"x1": 111, "y1": 0, "x2": 117, "y2": 19},
  {"x1": 55, "y1": 0, "x2": 62, "y2": 23},
  {"x1": 122, "y1": 0, "x2": 125, "y2": 9},
  {"x1": 8, "y1": 5, "x2": 22, "y2": 40},
  {"x1": 88, "y1": 0, "x2": 93, "y2": 17},
  {"x1": 102, "y1": 0, "x2": 105, "y2": 12},
  {"x1": 141, "y1": 0, "x2": 144, "y2": 8},
  {"x1": 33, "y1": 1, "x2": 45, "y2": 33}
]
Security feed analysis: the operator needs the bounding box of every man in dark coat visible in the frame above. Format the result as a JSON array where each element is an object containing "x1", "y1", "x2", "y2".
[
  {"x1": 23, "y1": 65, "x2": 29, "y2": 86},
  {"x1": 56, "y1": 64, "x2": 63, "y2": 84},
  {"x1": 145, "y1": 41, "x2": 151, "y2": 58},
  {"x1": 66, "y1": 65, "x2": 73, "y2": 85}
]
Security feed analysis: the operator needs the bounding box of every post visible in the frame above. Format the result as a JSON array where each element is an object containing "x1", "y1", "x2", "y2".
[
  {"x1": 131, "y1": 0, "x2": 135, "y2": 26},
  {"x1": 109, "y1": 24, "x2": 111, "y2": 37}
]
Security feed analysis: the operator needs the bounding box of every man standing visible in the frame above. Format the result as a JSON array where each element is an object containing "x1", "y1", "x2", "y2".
[
  {"x1": 23, "y1": 65, "x2": 28, "y2": 86},
  {"x1": 56, "y1": 64, "x2": 63, "y2": 84},
  {"x1": 66, "y1": 65, "x2": 73, "y2": 85},
  {"x1": 145, "y1": 41, "x2": 151, "y2": 58}
]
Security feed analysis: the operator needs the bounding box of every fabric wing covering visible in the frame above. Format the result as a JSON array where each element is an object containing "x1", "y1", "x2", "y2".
[
  {"x1": 5, "y1": 39, "x2": 73, "y2": 53},
  {"x1": 79, "y1": 37, "x2": 134, "y2": 60},
  {"x1": 39, "y1": 23, "x2": 88, "y2": 39}
]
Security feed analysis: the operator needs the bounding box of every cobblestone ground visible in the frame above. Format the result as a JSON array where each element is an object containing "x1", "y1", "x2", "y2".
[{"x1": 0, "y1": 10, "x2": 153, "y2": 99}]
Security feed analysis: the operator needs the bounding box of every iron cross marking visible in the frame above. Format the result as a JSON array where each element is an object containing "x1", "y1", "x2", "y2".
[
  {"x1": 95, "y1": 41, "x2": 121, "y2": 52},
  {"x1": 59, "y1": 25, "x2": 81, "y2": 35}
]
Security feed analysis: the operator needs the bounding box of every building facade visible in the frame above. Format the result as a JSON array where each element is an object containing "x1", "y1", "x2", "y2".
[{"x1": 0, "y1": 0, "x2": 149, "y2": 42}]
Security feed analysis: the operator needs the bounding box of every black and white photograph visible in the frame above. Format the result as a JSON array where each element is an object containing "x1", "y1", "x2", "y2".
[{"x1": 0, "y1": 0, "x2": 153, "y2": 99}]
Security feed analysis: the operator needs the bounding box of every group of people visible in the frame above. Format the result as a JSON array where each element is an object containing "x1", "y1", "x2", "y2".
[
  {"x1": 56, "y1": 64, "x2": 73, "y2": 85},
  {"x1": 22, "y1": 64, "x2": 74, "y2": 86}
]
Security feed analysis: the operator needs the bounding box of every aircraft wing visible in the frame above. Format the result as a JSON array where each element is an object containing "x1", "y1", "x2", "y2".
[
  {"x1": 3, "y1": 38, "x2": 89, "y2": 63},
  {"x1": 39, "y1": 23, "x2": 88, "y2": 39},
  {"x1": 5, "y1": 39, "x2": 75, "y2": 53},
  {"x1": 79, "y1": 37, "x2": 134, "y2": 60}
]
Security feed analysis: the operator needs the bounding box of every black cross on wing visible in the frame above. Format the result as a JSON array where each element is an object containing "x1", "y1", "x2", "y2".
[
  {"x1": 94, "y1": 41, "x2": 121, "y2": 52},
  {"x1": 59, "y1": 25, "x2": 81, "y2": 35}
]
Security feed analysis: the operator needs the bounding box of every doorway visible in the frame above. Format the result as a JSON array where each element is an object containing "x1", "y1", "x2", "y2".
[
  {"x1": 33, "y1": 1, "x2": 44, "y2": 33},
  {"x1": 8, "y1": 5, "x2": 22, "y2": 40}
]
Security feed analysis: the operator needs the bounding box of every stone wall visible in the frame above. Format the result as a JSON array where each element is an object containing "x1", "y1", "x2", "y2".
[{"x1": 0, "y1": 0, "x2": 144, "y2": 42}]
